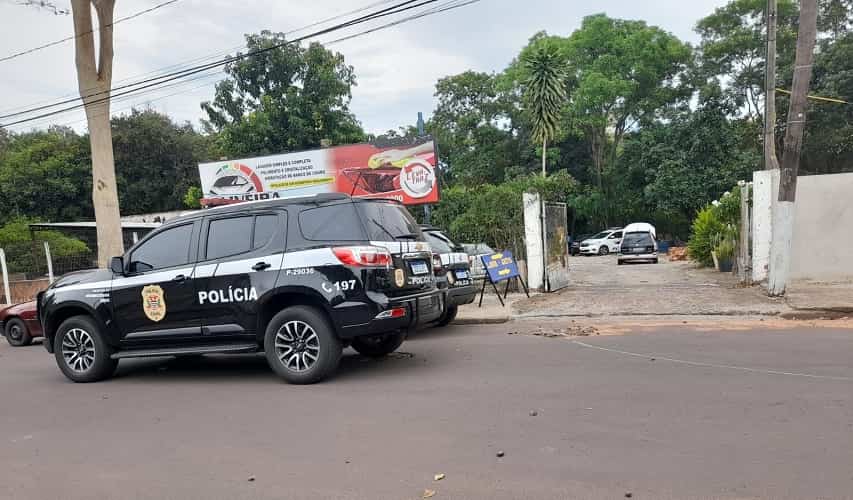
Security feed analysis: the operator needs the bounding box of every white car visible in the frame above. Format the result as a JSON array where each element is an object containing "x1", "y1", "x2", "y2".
[{"x1": 579, "y1": 229, "x2": 623, "y2": 256}]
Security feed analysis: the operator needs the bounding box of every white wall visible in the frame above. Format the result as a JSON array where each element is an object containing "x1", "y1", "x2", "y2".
[
  {"x1": 523, "y1": 192, "x2": 544, "y2": 291},
  {"x1": 753, "y1": 171, "x2": 853, "y2": 283},
  {"x1": 752, "y1": 170, "x2": 778, "y2": 282},
  {"x1": 788, "y1": 172, "x2": 853, "y2": 281}
]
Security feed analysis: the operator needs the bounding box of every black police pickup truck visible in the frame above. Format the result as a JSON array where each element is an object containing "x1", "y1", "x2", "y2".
[
  {"x1": 420, "y1": 226, "x2": 476, "y2": 326},
  {"x1": 38, "y1": 194, "x2": 443, "y2": 384}
]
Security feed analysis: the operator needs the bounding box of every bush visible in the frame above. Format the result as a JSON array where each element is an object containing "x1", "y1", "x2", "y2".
[
  {"x1": 0, "y1": 217, "x2": 89, "y2": 276},
  {"x1": 686, "y1": 186, "x2": 742, "y2": 267},
  {"x1": 431, "y1": 171, "x2": 577, "y2": 257}
]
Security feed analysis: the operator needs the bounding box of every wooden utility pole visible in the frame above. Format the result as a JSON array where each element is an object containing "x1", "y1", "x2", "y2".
[
  {"x1": 764, "y1": 0, "x2": 780, "y2": 170},
  {"x1": 767, "y1": 0, "x2": 819, "y2": 296},
  {"x1": 71, "y1": 0, "x2": 124, "y2": 266}
]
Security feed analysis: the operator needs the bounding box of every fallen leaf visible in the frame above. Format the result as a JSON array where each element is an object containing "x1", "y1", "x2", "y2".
[
  {"x1": 423, "y1": 488, "x2": 436, "y2": 498},
  {"x1": 434, "y1": 473, "x2": 445, "y2": 481}
]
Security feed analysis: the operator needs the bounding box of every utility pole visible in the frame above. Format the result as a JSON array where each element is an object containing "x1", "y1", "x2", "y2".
[
  {"x1": 764, "y1": 0, "x2": 780, "y2": 170},
  {"x1": 768, "y1": 0, "x2": 819, "y2": 296},
  {"x1": 418, "y1": 111, "x2": 432, "y2": 225}
]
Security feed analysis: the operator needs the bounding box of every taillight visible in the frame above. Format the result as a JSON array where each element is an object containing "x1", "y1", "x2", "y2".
[
  {"x1": 432, "y1": 253, "x2": 443, "y2": 272},
  {"x1": 333, "y1": 246, "x2": 391, "y2": 268}
]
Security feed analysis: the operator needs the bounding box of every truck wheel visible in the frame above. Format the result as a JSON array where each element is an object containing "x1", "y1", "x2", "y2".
[
  {"x1": 434, "y1": 305, "x2": 459, "y2": 327},
  {"x1": 54, "y1": 315, "x2": 117, "y2": 383},
  {"x1": 351, "y1": 331, "x2": 406, "y2": 358},
  {"x1": 264, "y1": 306, "x2": 342, "y2": 384},
  {"x1": 5, "y1": 318, "x2": 32, "y2": 347}
]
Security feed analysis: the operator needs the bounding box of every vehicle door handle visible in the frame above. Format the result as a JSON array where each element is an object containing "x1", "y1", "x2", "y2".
[
  {"x1": 252, "y1": 262, "x2": 271, "y2": 271},
  {"x1": 172, "y1": 274, "x2": 188, "y2": 282}
]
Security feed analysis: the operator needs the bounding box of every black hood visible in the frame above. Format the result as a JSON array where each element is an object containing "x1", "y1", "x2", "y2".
[{"x1": 50, "y1": 268, "x2": 113, "y2": 290}]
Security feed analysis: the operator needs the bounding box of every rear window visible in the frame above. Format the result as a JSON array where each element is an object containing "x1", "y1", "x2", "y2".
[
  {"x1": 622, "y1": 232, "x2": 653, "y2": 245},
  {"x1": 299, "y1": 203, "x2": 365, "y2": 241},
  {"x1": 357, "y1": 202, "x2": 422, "y2": 241},
  {"x1": 424, "y1": 231, "x2": 455, "y2": 253}
]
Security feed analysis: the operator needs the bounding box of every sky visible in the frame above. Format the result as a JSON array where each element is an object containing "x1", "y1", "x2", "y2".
[{"x1": 0, "y1": 0, "x2": 729, "y2": 136}]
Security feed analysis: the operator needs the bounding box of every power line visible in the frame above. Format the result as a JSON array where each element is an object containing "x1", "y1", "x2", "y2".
[
  {"x1": 0, "y1": 0, "x2": 431, "y2": 122},
  {"x1": 0, "y1": 0, "x2": 401, "y2": 115},
  {"x1": 1, "y1": 0, "x2": 465, "y2": 127},
  {"x1": 0, "y1": 0, "x2": 182, "y2": 63}
]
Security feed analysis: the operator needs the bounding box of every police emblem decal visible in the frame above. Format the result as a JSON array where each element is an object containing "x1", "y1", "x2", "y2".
[
  {"x1": 394, "y1": 268, "x2": 405, "y2": 287},
  {"x1": 141, "y1": 285, "x2": 166, "y2": 322}
]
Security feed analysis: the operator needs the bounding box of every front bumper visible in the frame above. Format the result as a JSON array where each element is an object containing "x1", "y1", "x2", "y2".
[
  {"x1": 579, "y1": 246, "x2": 597, "y2": 254},
  {"x1": 339, "y1": 289, "x2": 444, "y2": 338}
]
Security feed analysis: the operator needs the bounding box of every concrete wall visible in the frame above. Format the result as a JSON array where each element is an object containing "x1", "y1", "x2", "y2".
[
  {"x1": 789, "y1": 172, "x2": 853, "y2": 281},
  {"x1": 523, "y1": 192, "x2": 544, "y2": 291},
  {"x1": 752, "y1": 170, "x2": 778, "y2": 282},
  {"x1": 753, "y1": 171, "x2": 853, "y2": 282},
  {"x1": 0, "y1": 278, "x2": 50, "y2": 305}
]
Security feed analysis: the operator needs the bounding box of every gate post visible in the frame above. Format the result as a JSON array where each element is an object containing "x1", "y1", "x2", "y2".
[
  {"x1": 523, "y1": 191, "x2": 545, "y2": 291},
  {"x1": 0, "y1": 249, "x2": 10, "y2": 306},
  {"x1": 44, "y1": 241, "x2": 55, "y2": 284}
]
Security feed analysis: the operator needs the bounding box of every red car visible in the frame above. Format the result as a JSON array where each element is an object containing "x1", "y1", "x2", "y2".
[{"x1": 0, "y1": 300, "x2": 42, "y2": 347}]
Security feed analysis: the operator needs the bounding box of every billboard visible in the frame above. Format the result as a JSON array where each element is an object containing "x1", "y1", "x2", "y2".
[{"x1": 198, "y1": 136, "x2": 438, "y2": 206}]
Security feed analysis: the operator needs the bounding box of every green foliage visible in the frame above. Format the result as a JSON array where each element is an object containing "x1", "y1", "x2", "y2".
[
  {"x1": 183, "y1": 186, "x2": 202, "y2": 209},
  {"x1": 112, "y1": 109, "x2": 211, "y2": 214},
  {"x1": 202, "y1": 32, "x2": 365, "y2": 157},
  {"x1": 687, "y1": 186, "x2": 742, "y2": 266},
  {"x1": 0, "y1": 217, "x2": 89, "y2": 273},
  {"x1": 0, "y1": 126, "x2": 92, "y2": 226},
  {"x1": 431, "y1": 171, "x2": 577, "y2": 256},
  {"x1": 522, "y1": 43, "x2": 568, "y2": 146},
  {"x1": 714, "y1": 237, "x2": 736, "y2": 261}
]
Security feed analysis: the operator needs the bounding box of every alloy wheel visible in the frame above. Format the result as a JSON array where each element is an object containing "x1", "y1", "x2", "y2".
[
  {"x1": 274, "y1": 320, "x2": 320, "y2": 372},
  {"x1": 61, "y1": 328, "x2": 96, "y2": 373}
]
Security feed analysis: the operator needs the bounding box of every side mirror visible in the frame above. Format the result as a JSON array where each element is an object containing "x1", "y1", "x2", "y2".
[{"x1": 109, "y1": 256, "x2": 125, "y2": 275}]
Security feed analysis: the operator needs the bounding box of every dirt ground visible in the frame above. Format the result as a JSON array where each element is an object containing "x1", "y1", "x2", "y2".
[{"x1": 513, "y1": 254, "x2": 790, "y2": 318}]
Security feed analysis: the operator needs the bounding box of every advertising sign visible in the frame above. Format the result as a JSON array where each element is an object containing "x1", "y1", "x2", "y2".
[
  {"x1": 481, "y1": 251, "x2": 521, "y2": 283},
  {"x1": 198, "y1": 136, "x2": 438, "y2": 206}
]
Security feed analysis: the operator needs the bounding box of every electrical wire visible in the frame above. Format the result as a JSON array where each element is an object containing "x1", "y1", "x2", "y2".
[
  {"x1": 0, "y1": 0, "x2": 433, "y2": 122},
  {"x1": 0, "y1": 0, "x2": 182, "y2": 63},
  {"x1": 2, "y1": 0, "x2": 482, "y2": 129}
]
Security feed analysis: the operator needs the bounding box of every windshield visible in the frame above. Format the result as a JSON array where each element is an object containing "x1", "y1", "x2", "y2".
[
  {"x1": 590, "y1": 231, "x2": 611, "y2": 240},
  {"x1": 357, "y1": 201, "x2": 423, "y2": 241},
  {"x1": 424, "y1": 231, "x2": 455, "y2": 253},
  {"x1": 622, "y1": 232, "x2": 653, "y2": 245}
]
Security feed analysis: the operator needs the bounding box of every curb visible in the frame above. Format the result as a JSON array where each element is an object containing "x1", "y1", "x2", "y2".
[
  {"x1": 780, "y1": 309, "x2": 852, "y2": 320},
  {"x1": 452, "y1": 317, "x2": 511, "y2": 325}
]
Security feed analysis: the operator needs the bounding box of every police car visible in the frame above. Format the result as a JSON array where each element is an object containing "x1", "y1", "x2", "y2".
[
  {"x1": 420, "y1": 226, "x2": 476, "y2": 326},
  {"x1": 38, "y1": 194, "x2": 443, "y2": 384}
]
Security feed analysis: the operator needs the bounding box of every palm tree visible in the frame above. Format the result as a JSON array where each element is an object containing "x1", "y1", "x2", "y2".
[{"x1": 522, "y1": 44, "x2": 567, "y2": 177}]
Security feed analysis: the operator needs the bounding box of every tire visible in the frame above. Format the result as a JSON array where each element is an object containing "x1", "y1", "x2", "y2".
[
  {"x1": 653, "y1": 258, "x2": 659, "y2": 264},
  {"x1": 598, "y1": 246, "x2": 609, "y2": 256},
  {"x1": 434, "y1": 305, "x2": 459, "y2": 327},
  {"x1": 53, "y1": 315, "x2": 117, "y2": 383},
  {"x1": 351, "y1": 331, "x2": 406, "y2": 358},
  {"x1": 5, "y1": 318, "x2": 32, "y2": 347},
  {"x1": 264, "y1": 306, "x2": 342, "y2": 384},
  {"x1": 617, "y1": 260, "x2": 624, "y2": 266}
]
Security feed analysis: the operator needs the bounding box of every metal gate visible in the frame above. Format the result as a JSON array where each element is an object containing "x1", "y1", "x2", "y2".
[{"x1": 543, "y1": 202, "x2": 569, "y2": 291}]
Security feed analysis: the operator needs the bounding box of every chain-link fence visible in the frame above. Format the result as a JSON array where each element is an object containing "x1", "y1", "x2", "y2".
[{"x1": 0, "y1": 240, "x2": 96, "y2": 304}]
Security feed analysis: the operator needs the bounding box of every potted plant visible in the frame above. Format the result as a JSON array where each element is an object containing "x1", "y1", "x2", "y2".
[{"x1": 714, "y1": 238, "x2": 735, "y2": 273}]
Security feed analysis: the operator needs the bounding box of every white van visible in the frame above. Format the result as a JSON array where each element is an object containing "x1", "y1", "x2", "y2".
[{"x1": 618, "y1": 222, "x2": 658, "y2": 265}]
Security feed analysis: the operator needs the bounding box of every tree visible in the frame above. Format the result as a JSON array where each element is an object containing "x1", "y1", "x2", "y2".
[
  {"x1": 0, "y1": 127, "x2": 93, "y2": 226},
  {"x1": 202, "y1": 31, "x2": 364, "y2": 157},
  {"x1": 522, "y1": 43, "x2": 568, "y2": 177},
  {"x1": 428, "y1": 71, "x2": 528, "y2": 185},
  {"x1": 764, "y1": 0, "x2": 780, "y2": 170},
  {"x1": 696, "y1": 0, "x2": 798, "y2": 122},
  {"x1": 768, "y1": 0, "x2": 819, "y2": 296},
  {"x1": 540, "y1": 15, "x2": 693, "y2": 225},
  {"x1": 70, "y1": 0, "x2": 123, "y2": 266},
  {"x1": 111, "y1": 109, "x2": 211, "y2": 214}
]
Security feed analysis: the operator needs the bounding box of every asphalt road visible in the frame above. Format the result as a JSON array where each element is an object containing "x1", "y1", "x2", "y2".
[{"x1": 1, "y1": 322, "x2": 852, "y2": 500}]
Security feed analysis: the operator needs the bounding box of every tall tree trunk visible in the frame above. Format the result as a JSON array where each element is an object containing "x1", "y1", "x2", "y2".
[
  {"x1": 767, "y1": 0, "x2": 818, "y2": 296},
  {"x1": 71, "y1": 0, "x2": 124, "y2": 266},
  {"x1": 764, "y1": 0, "x2": 780, "y2": 170},
  {"x1": 541, "y1": 137, "x2": 547, "y2": 177}
]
